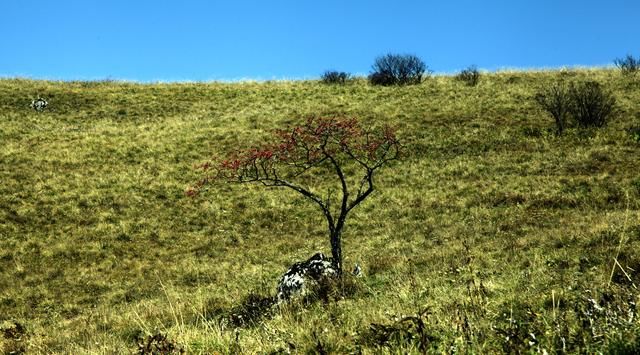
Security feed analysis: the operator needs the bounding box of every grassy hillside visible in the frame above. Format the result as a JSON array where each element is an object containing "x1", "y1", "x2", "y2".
[{"x1": 1, "y1": 70, "x2": 639, "y2": 353}]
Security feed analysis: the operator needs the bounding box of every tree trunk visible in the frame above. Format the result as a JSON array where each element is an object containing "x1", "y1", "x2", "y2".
[
  {"x1": 555, "y1": 116, "x2": 564, "y2": 135},
  {"x1": 330, "y1": 230, "x2": 343, "y2": 275}
]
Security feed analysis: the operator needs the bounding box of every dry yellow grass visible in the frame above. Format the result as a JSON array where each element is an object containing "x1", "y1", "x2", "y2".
[{"x1": 1, "y1": 69, "x2": 639, "y2": 353}]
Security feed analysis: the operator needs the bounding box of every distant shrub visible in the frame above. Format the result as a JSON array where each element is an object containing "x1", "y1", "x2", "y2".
[
  {"x1": 535, "y1": 80, "x2": 616, "y2": 133},
  {"x1": 455, "y1": 65, "x2": 480, "y2": 86},
  {"x1": 568, "y1": 81, "x2": 616, "y2": 128},
  {"x1": 614, "y1": 54, "x2": 640, "y2": 76},
  {"x1": 369, "y1": 53, "x2": 429, "y2": 86},
  {"x1": 534, "y1": 82, "x2": 571, "y2": 134},
  {"x1": 321, "y1": 70, "x2": 351, "y2": 84}
]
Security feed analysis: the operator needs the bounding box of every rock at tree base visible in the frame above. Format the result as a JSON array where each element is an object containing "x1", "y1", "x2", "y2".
[{"x1": 276, "y1": 252, "x2": 338, "y2": 304}]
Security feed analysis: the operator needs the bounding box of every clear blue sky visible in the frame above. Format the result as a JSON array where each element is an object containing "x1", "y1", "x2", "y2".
[{"x1": 2, "y1": 0, "x2": 639, "y2": 81}]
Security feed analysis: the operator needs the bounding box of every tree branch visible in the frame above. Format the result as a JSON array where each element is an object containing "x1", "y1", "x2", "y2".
[{"x1": 347, "y1": 169, "x2": 374, "y2": 213}]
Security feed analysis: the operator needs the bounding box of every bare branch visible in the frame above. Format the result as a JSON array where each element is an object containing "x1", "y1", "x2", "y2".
[{"x1": 348, "y1": 169, "x2": 374, "y2": 213}]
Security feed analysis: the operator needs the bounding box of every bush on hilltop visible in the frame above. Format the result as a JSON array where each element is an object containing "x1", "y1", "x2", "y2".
[{"x1": 369, "y1": 53, "x2": 429, "y2": 86}]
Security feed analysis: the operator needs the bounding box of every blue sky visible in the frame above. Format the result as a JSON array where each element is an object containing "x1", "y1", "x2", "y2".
[{"x1": 2, "y1": 0, "x2": 639, "y2": 81}]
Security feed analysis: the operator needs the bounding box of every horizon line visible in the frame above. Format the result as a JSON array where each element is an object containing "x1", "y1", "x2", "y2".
[{"x1": 0, "y1": 64, "x2": 617, "y2": 84}]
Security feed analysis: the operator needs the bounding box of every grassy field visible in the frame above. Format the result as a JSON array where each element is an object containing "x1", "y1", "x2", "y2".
[{"x1": 1, "y1": 69, "x2": 639, "y2": 353}]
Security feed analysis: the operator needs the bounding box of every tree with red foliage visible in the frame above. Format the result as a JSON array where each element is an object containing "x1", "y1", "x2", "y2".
[{"x1": 188, "y1": 116, "x2": 400, "y2": 275}]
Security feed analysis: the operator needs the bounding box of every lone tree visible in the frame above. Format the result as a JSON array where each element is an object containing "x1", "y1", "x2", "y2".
[{"x1": 188, "y1": 116, "x2": 400, "y2": 274}]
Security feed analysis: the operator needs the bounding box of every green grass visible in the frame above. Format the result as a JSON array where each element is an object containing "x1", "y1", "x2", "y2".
[{"x1": 1, "y1": 69, "x2": 639, "y2": 353}]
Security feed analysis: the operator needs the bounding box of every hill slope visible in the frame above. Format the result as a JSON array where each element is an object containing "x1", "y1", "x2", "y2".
[{"x1": 1, "y1": 70, "x2": 639, "y2": 353}]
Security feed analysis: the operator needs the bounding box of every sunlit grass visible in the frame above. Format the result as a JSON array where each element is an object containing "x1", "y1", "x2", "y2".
[{"x1": 1, "y1": 69, "x2": 639, "y2": 353}]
